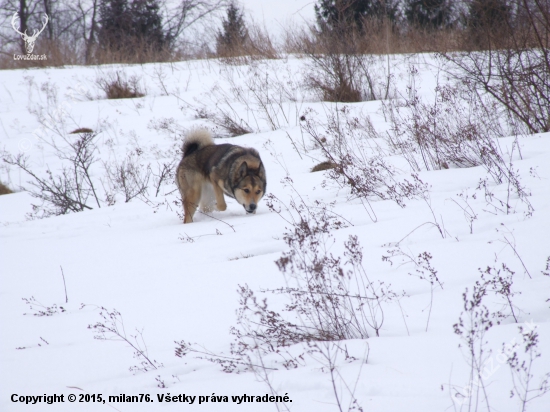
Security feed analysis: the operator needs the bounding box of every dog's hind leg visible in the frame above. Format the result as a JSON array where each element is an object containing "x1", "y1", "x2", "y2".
[{"x1": 183, "y1": 189, "x2": 200, "y2": 223}]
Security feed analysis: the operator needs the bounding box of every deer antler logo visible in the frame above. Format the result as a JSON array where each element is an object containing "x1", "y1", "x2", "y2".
[{"x1": 11, "y1": 12, "x2": 49, "y2": 54}]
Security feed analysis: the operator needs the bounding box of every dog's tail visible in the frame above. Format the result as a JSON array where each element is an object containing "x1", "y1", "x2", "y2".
[{"x1": 182, "y1": 128, "x2": 214, "y2": 158}]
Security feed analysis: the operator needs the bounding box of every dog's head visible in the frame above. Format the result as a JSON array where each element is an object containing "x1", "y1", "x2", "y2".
[{"x1": 234, "y1": 161, "x2": 266, "y2": 214}]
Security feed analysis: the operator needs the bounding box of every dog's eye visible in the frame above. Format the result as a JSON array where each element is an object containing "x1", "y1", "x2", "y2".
[
  {"x1": 244, "y1": 189, "x2": 250, "y2": 193},
  {"x1": 256, "y1": 190, "x2": 261, "y2": 195}
]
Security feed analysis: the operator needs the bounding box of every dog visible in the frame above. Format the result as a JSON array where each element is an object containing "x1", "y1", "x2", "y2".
[{"x1": 176, "y1": 129, "x2": 266, "y2": 224}]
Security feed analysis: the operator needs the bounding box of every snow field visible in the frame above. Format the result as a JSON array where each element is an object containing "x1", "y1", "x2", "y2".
[{"x1": 1, "y1": 54, "x2": 549, "y2": 411}]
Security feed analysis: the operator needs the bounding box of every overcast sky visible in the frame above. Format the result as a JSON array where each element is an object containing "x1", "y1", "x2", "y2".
[{"x1": 240, "y1": 0, "x2": 316, "y2": 34}]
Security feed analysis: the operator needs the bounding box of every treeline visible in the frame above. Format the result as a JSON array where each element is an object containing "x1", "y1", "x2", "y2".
[
  {"x1": 315, "y1": 0, "x2": 516, "y2": 31},
  {"x1": 0, "y1": 0, "x2": 548, "y2": 67},
  {"x1": 0, "y1": 0, "x2": 227, "y2": 65},
  {"x1": 220, "y1": 0, "x2": 546, "y2": 57},
  {"x1": 307, "y1": 0, "x2": 547, "y2": 51},
  {"x1": 300, "y1": 1, "x2": 547, "y2": 53}
]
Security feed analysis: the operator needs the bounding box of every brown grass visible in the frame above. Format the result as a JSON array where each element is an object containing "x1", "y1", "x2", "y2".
[
  {"x1": 0, "y1": 37, "x2": 180, "y2": 70},
  {"x1": 311, "y1": 161, "x2": 337, "y2": 172},
  {"x1": 70, "y1": 128, "x2": 94, "y2": 134},
  {"x1": 0, "y1": 38, "x2": 80, "y2": 69},
  {"x1": 282, "y1": 16, "x2": 534, "y2": 57},
  {"x1": 0, "y1": 182, "x2": 13, "y2": 195},
  {"x1": 97, "y1": 72, "x2": 144, "y2": 99},
  {"x1": 217, "y1": 20, "x2": 280, "y2": 63}
]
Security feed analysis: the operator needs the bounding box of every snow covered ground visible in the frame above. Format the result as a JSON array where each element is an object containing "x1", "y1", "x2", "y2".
[{"x1": 1, "y1": 53, "x2": 549, "y2": 412}]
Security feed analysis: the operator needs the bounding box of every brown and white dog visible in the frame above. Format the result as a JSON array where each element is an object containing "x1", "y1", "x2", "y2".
[{"x1": 176, "y1": 129, "x2": 266, "y2": 223}]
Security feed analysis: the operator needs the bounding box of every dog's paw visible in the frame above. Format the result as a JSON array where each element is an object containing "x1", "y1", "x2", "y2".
[{"x1": 216, "y1": 202, "x2": 227, "y2": 211}]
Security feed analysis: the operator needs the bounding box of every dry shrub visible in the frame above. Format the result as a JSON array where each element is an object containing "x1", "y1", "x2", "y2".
[
  {"x1": 97, "y1": 72, "x2": 145, "y2": 99},
  {"x1": 385, "y1": 80, "x2": 509, "y2": 172},
  {"x1": 298, "y1": 29, "x2": 368, "y2": 102},
  {"x1": 195, "y1": 106, "x2": 253, "y2": 137},
  {"x1": 308, "y1": 69, "x2": 363, "y2": 102},
  {"x1": 440, "y1": 1, "x2": 550, "y2": 134},
  {"x1": 385, "y1": 78, "x2": 519, "y2": 179},
  {"x1": 215, "y1": 115, "x2": 252, "y2": 137},
  {"x1": 1, "y1": 127, "x2": 171, "y2": 218},
  {"x1": 384, "y1": 76, "x2": 533, "y2": 216},
  {"x1": 452, "y1": 256, "x2": 550, "y2": 409},
  {"x1": 172, "y1": 196, "x2": 392, "y2": 375},
  {"x1": 218, "y1": 21, "x2": 280, "y2": 63},
  {"x1": 104, "y1": 149, "x2": 152, "y2": 204},
  {"x1": 87, "y1": 306, "x2": 163, "y2": 374},
  {"x1": 301, "y1": 106, "x2": 427, "y2": 222},
  {"x1": 288, "y1": 19, "x2": 399, "y2": 102},
  {"x1": 2, "y1": 131, "x2": 102, "y2": 218},
  {"x1": 193, "y1": 59, "x2": 301, "y2": 136},
  {"x1": 230, "y1": 196, "x2": 392, "y2": 360},
  {"x1": 246, "y1": 21, "x2": 280, "y2": 60}
]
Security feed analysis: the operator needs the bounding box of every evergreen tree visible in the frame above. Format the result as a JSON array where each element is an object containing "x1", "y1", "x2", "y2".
[
  {"x1": 467, "y1": 0, "x2": 510, "y2": 29},
  {"x1": 404, "y1": 0, "x2": 454, "y2": 29},
  {"x1": 98, "y1": 0, "x2": 165, "y2": 52},
  {"x1": 315, "y1": 0, "x2": 399, "y2": 33},
  {"x1": 130, "y1": 0, "x2": 165, "y2": 48},
  {"x1": 216, "y1": 1, "x2": 248, "y2": 56},
  {"x1": 99, "y1": 0, "x2": 132, "y2": 51}
]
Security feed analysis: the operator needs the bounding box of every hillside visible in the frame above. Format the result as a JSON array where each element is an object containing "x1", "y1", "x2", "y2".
[{"x1": 1, "y1": 54, "x2": 549, "y2": 412}]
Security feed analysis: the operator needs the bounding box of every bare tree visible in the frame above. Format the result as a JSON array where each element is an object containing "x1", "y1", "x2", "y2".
[
  {"x1": 2, "y1": 131, "x2": 102, "y2": 217},
  {"x1": 162, "y1": 0, "x2": 228, "y2": 49},
  {"x1": 0, "y1": 0, "x2": 228, "y2": 64}
]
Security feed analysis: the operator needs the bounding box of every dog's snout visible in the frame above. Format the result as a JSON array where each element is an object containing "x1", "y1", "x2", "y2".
[{"x1": 249, "y1": 203, "x2": 257, "y2": 211}]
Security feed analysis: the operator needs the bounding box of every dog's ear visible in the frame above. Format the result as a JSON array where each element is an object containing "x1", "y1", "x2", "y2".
[
  {"x1": 259, "y1": 162, "x2": 266, "y2": 192},
  {"x1": 238, "y1": 161, "x2": 248, "y2": 179}
]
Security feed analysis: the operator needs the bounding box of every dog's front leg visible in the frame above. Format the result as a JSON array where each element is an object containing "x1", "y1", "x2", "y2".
[{"x1": 213, "y1": 180, "x2": 227, "y2": 211}]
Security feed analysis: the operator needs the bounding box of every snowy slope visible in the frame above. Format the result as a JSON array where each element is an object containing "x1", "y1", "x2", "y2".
[{"x1": 1, "y1": 54, "x2": 549, "y2": 412}]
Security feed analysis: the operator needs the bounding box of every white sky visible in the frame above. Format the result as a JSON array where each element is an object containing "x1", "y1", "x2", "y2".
[{"x1": 240, "y1": 0, "x2": 316, "y2": 34}]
